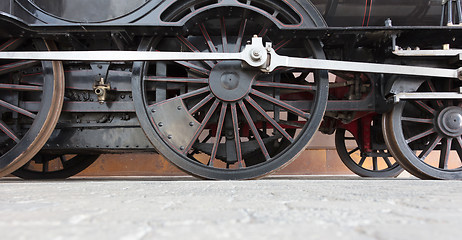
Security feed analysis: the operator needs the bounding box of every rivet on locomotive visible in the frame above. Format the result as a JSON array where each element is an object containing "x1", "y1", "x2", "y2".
[{"x1": 0, "y1": 0, "x2": 461, "y2": 180}]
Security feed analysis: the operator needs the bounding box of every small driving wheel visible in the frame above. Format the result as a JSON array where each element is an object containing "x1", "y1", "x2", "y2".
[
  {"x1": 12, "y1": 154, "x2": 99, "y2": 179},
  {"x1": 335, "y1": 122, "x2": 403, "y2": 178},
  {"x1": 0, "y1": 39, "x2": 64, "y2": 177},
  {"x1": 384, "y1": 78, "x2": 462, "y2": 179},
  {"x1": 132, "y1": 1, "x2": 329, "y2": 179}
]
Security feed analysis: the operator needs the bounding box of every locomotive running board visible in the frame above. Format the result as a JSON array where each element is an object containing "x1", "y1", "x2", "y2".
[{"x1": 0, "y1": 37, "x2": 460, "y2": 80}]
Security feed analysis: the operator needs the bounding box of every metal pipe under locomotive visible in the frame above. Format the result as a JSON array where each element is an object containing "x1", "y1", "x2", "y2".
[{"x1": 0, "y1": 0, "x2": 461, "y2": 180}]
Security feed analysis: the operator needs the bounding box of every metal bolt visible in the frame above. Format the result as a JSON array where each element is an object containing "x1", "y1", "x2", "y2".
[
  {"x1": 189, "y1": 122, "x2": 194, "y2": 126},
  {"x1": 251, "y1": 49, "x2": 262, "y2": 61},
  {"x1": 151, "y1": 108, "x2": 156, "y2": 113},
  {"x1": 168, "y1": 135, "x2": 173, "y2": 139},
  {"x1": 180, "y1": 146, "x2": 185, "y2": 151},
  {"x1": 158, "y1": 122, "x2": 164, "y2": 127},
  {"x1": 177, "y1": 106, "x2": 182, "y2": 110}
]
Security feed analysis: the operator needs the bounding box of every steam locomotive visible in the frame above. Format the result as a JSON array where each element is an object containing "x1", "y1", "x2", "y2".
[{"x1": 0, "y1": 0, "x2": 461, "y2": 180}]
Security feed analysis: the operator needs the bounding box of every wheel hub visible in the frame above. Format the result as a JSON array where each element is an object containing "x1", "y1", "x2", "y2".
[
  {"x1": 209, "y1": 61, "x2": 257, "y2": 102},
  {"x1": 436, "y1": 106, "x2": 462, "y2": 137}
]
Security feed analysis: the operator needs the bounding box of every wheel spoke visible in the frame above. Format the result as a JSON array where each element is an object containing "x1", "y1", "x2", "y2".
[
  {"x1": 189, "y1": 93, "x2": 214, "y2": 115},
  {"x1": 258, "y1": 25, "x2": 269, "y2": 38},
  {"x1": 383, "y1": 156, "x2": 393, "y2": 168},
  {"x1": 418, "y1": 135, "x2": 442, "y2": 160},
  {"x1": 373, "y1": 157, "x2": 378, "y2": 171},
  {"x1": 348, "y1": 147, "x2": 360, "y2": 155},
  {"x1": 177, "y1": 36, "x2": 199, "y2": 52},
  {"x1": 413, "y1": 100, "x2": 436, "y2": 115},
  {"x1": 144, "y1": 76, "x2": 208, "y2": 84},
  {"x1": 0, "y1": 119, "x2": 19, "y2": 143},
  {"x1": 0, "y1": 39, "x2": 23, "y2": 51},
  {"x1": 183, "y1": 99, "x2": 220, "y2": 154},
  {"x1": 177, "y1": 36, "x2": 214, "y2": 68},
  {"x1": 42, "y1": 160, "x2": 49, "y2": 173},
  {"x1": 220, "y1": 17, "x2": 228, "y2": 53},
  {"x1": 59, "y1": 155, "x2": 67, "y2": 168},
  {"x1": 0, "y1": 99, "x2": 36, "y2": 119},
  {"x1": 439, "y1": 138, "x2": 452, "y2": 169},
  {"x1": 148, "y1": 87, "x2": 210, "y2": 108},
  {"x1": 180, "y1": 87, "x2": 210, "y2": 100},
  {"x1": 200, "y1": 23, "x2": 217, "y2": 53},
  {"x1": 235, "y1": 18, "x2": 248, "y2": 52},
  {"x1": 405, "y1": 128, "x2": 435, "y2": 144},
  {"x1": 209, "y1": 103, "x2": 227, "y2": 167},
  {"x1": 426, "y1": 81, "x2": 444, "y2": 108},
  {"x1": 401, "y1": 117, "x2": 433, "y2": 124},
  {"x1": 274, "y1": 39, "x2": 292, "y2": 52},
  {"x1": 358, "y1": 157, "x2": 366, "y2": 167},
  {"x1": 253, "y1": 81, "x2": 316, "y2": 91},
  {"x1": 231, "y1": 103, "x2": 243, "y2": 168},
  {"x1": 245, "y1": 96, "x2": 294, "y2": 143},
  {"x1": 174, "y1": 61, "x2": 210, "y2": 75},
  {"x1": 455, "y1": 137, "x2": 462, "y2": 163},
  {"x1": 0, "y1": 60, "x2": 39, "y2": 75},
  {"x1": 251, "y1": 89, "x2": 310, "y2": 119},
  {"x1": 239, "y1": 101, "x2": 270, "y2": 160},
  {"x1": 0, "y1": 83, "x2": 42, "y2": 91}
]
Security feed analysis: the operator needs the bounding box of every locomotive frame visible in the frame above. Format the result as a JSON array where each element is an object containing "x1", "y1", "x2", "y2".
[{"x1": 0, "y1": 0, "x2": 461, "y2": 180}]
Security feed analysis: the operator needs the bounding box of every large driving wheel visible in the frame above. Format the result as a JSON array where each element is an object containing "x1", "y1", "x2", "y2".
[
  {"x1": 132, "y1": 1, "x2": 329, "y2": 179},
  {"x1": 384, "y1": 78, "x2": 462, "y2": 179},
  {"x1": 0, "y1": 39, "x2": 64, "y2": 177},
  {"x1": 13, "y1": 154, "x2": 99, "y2": 179}
]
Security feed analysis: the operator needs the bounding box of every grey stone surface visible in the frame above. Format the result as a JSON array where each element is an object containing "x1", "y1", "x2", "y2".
[{"x1": 0, "y1": 176, "x2": 461, "y2": 240}]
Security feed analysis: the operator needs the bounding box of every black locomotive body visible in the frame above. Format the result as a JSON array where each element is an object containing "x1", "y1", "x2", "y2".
[{"x1": 0, "y1": 0, "x2": 461, "y2": 180}]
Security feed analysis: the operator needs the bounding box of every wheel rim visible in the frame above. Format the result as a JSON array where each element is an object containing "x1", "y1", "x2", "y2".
[
  {"x1": 132, "y1": 4, "x2": 328, "y2": 179},
  {"x1": 384, "y1": 79, "x2": 462, "y2": 179},
  {"x1": 13, "y1": 154, "x2": 99, "y2": 179},
  {"x1": 0, "y1": 39, "x2": 64, "y2": 177},
  {"x1": 335, "y1": 127, "x2": 403, "y2": 178}
]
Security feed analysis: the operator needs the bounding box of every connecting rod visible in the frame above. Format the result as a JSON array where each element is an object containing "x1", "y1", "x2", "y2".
[{"x1": 0, "y1": 37, "x2": 460, "y2": 80}]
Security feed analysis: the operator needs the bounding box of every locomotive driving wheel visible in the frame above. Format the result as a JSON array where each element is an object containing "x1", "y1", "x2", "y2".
[
  {"x1": 383, "y1": 78, "x2": 462, "y2": 179},
  {"x1": 0, "y1": 39, "x2": 64, "y2": 177},
  {"x1": 335, "y1": 116, "x2": 403, "y2": 178},
  {"x1": 132, "y1": 1, "x2": 328, "y2": 179},
  {"x1": 13, "y1": 154, "x2": 99, "y2": 179}
]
